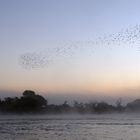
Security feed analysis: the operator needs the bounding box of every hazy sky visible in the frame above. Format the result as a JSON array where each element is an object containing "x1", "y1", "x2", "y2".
[{"x1": 1, "y1": 0, "x2": 140, "y2": 103}]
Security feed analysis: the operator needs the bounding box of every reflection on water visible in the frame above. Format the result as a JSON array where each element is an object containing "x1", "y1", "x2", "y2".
[{"x1": 0, "y1": 114, "x2": 140, "y2": 140}]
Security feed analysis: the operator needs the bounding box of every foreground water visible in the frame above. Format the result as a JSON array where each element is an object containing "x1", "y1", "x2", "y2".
[{"x1": 0, "y1": 114, "x2": 140, "y2": 140}]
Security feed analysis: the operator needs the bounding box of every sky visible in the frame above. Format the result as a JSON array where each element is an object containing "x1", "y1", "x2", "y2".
[{"x1": 1, "y1": 0, "x2": 140, "y2": 103}]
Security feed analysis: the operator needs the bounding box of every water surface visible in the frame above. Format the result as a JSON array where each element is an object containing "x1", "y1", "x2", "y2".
[{"x1": 0, "y1": 114, "x2": 140, "y2": 140}]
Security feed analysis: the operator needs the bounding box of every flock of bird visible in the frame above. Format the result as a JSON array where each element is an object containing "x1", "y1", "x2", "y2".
[
  {"x1": 19, "y1": 52, "x2": 49, "y2": 69},
  {"x1": 19, "y1": 24, "x2": 140, "y2": 69},
  {"x1": 94, "y1": 24, "x2": 140, "y2": 47}
]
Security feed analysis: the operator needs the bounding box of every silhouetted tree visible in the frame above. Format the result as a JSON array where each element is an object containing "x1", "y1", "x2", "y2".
[
  {"x1": 23, "y1": 90, "x2": 35, "y2": 97},
  {"x1": 3, "y1": 90, "x2": 140, "y2": 114},
  {"x1": 61, "y1": 101, "x2": 70, "y2": 112},
  {"x1": 19, "y1": 90, "x2": 47, "y2": 112},
  {"x1": 94, "y1": 102, "x2": 114, "y2": 113},
  {"x1": 126, "y1": 99, "x2": 140, "y2": 111},
  {"x1": 116, "y1": 98, "x2": 123, "y2": 112},
  {"x1": 84, "y1": 102, "x2": 98, "y2": 113},
  {"x1": 0, "y1": 90, "x2": 47, "y2": 113},
  {"x1": 73, "y1": 101, "x2": 85, "y2": 113}
]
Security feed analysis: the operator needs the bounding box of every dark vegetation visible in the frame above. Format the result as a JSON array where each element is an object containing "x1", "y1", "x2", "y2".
[{"x1": 0, "y1": 90, "x2": 140, "y2": 114}]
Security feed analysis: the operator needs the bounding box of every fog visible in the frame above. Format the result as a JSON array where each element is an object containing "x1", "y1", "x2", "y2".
[{"x1": 1, "y1": 114, "x2": 140, "y2": 140}]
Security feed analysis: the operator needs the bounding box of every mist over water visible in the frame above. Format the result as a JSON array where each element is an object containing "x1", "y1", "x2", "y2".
[{"x1": 1, "y1": 114, "x2": 140, "y2": 140}]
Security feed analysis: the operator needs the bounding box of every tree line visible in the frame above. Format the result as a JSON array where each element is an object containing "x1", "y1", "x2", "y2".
[{"x1": 0, "y1": 90, "x2": 140, "y2": 114}]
